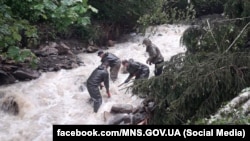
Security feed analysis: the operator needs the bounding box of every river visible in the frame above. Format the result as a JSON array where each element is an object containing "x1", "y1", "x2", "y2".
[{"x1": 0, "y1": 24, "x2": 188, "y2": 141}]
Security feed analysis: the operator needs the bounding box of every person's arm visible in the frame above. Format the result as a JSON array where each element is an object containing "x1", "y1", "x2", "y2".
[
  {"x1": 125, "y1": 73, "x2": 134, "y2": 83},
  {"x1": 103, "y1": 71, "x2": 111, "y2": 98},
  {"x1": 103, "y1": 71, "x2": 109, "y2": 90},
  {"x1": 147, "y1": 46, "x2": 157, "y2": 65}
]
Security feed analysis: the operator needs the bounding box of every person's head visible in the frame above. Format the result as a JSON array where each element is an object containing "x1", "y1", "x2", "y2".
[
  {"x1": 121, "y1": 59, "x2": 129, "y2": 67},
  {"x1": 97, "y1": 50, "x2": 104, "y2": 57},
  {"x1": 142, "y1": 38, "x2": 152, "y2": 46}
]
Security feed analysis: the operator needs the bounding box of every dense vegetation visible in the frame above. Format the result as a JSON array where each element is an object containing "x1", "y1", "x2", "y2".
[
  {"x1": 0, "y1": 0, "x2": 195, "y2": 67},
  {"x1": 0, "y1": 0, "x2": 95, "y2": 67},
  {"x1": 1, "y1": 0, "x2": 249, "y2": 124},
  {"x1": 132, "y1": 0, "x2": 250, "y2": 124}
]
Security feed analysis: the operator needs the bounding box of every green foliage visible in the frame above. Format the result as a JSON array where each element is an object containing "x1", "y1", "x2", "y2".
[
  {"x1": 0, "y1": 4, "x2": 38, "y2": 67},
  {"x1": 88, "y1": 0, "x2": 158, "y2": 44},
  {"x1": 193, "y1": 87, "x2": 250, "y2": 125},
  {"x1": 0, "y1": 0, "x2": 96, "y2": 66},
  {"x1": 133, "y1": 52, "x2": 250, "y2": 124},
  {"x1": 181, "y1": 21, "x2": 250, "y2": 54},
  {"x1": 138, "y1": 0, "x2": 196, "y2": 28},
  {"x1": 87, "y1": 0, "x2": 195, "y2": 44},
  {"x1": 190, "y1": 0, "x2": 227, "y2": 17},
  {"x1": 223, "y1": 0, "x2": 250, "y2": 28},
  {"x1": 224, "y1": 0, "x2": 250, "y2": 19},
  {"x1": 3, "y1": 0, "x2": 96, "y2": 42},
  {"x1": 195, "y1": 109, "x2": 250, "y2": 125},
  {"x1": 5, "y1": 0, "x2": 95, "y2": 31},
  {"x1": 89, "y1": 0, "x2": 152, "y2": 26},
  {"x1": 49, "y1": 0, "x2": 93, "y2": 31},
  {"x1": 6, "y1": 46, "x2": 38, "y2": 67},
  {"x1": 133, "y1": 1, "x2": 250, "y2": 124}
]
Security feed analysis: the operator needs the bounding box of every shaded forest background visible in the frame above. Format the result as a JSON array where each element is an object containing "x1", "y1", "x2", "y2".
[{"x1": 0, "y1": 0, "x2": 250, "y2": 124}]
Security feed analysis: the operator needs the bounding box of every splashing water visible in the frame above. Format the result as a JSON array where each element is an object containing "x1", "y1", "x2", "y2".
[{"x1": 0, "y1": 24, "x2": 188, "y2": 141}]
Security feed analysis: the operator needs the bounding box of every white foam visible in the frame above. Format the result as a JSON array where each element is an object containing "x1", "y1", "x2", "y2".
[{"x1": 0, "y1": 24, "x2": 189, "y2": 141}]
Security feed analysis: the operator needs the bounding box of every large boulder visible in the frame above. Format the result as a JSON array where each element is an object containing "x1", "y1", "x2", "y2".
[
  {"x1": 104, "y1": 98, "x2": 156, "y2": 125},
  {"x1": 1, "y1": 95, "x2": 19, "y2": 115},
  {"x1": 13, "y1": 68, "x2": 41, "y2": 81},
  {"x1": 0, "y1": 70, "x2": 16, "y2": 85},
  {"x1": 110, "y1": 104, "x2": 134, "y2": 114},
  {"x1": 104, "y1": 111, "x2": 131, "y2": 125}
]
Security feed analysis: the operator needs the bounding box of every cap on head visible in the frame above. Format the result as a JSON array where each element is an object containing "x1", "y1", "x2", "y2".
[{"x1": 97, "y1": 50, "x2": 104, "y2": 56}]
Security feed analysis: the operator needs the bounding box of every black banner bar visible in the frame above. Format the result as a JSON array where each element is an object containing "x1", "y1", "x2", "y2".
[{"x1": 53, "y1": 125, "x2": 250, "y2": 140}]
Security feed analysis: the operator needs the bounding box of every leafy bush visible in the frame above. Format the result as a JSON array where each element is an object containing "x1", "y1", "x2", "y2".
[
  {"x1": 190, "y1": 0, "x2": 226, "y2": 17},
  {"x1": 5, "y1": 0, "x2": 95, "y2": 31},
  {"x1": 193, "y1": 88, "x2": 250, "y2": 125},
  {"x1": 132, "y1": 52, "x2": 250, "y2": 124},
  {"x1": 224, "y1": 0, "x2": 250, "y2": 19},
  {"x1": 0, "y1": 4, "x2": 38, "y2": 67},
  {"x1": 132, "y1": 1, "x2": 250, "y2": 124},
  {"x1": 138, "y1": 0, "x2": 195, "y2": 28},
  {"x1": 87, "y1": 0, "x2": 158, "y2": 45},
  {"x1": 181, "y1": 20, "x2": 250, "y2": 54},
  {"x1": 0, "y1": 0, "x2": 96, "y2": 66}
]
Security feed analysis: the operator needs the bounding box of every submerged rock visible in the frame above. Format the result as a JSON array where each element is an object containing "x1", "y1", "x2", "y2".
[
  {"x1": 110, "y1": 104, "x2": 133, "y2": 114},
  {"x1": 1, "y1": 96, "x2": 19, "y2": 115}
]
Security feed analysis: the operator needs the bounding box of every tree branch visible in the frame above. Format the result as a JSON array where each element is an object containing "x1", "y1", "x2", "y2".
[
  {"x1": 206, "y1": 20, "x2": 220, "y2": 52},
  {"x1": 224, "y1": 22, "x2": 250, "y2": 53}
]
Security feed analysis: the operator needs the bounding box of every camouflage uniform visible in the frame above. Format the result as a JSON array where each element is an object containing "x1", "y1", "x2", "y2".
[
  {"x1": 101, "y1": 52, "x2": 121, "y2": 82},
  {"x1": 124, "y1": 59, "x2": 150, "y2": 83},
  {"x1": 87, "y1": 65, "x2": 109, "y2": 113},
  {"x1": 143, "y1": 38, "x2": 164, "y2": 76}
]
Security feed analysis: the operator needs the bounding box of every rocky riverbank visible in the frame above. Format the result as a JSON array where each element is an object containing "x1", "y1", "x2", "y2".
[{"x1": 0, "y1": 40, "x2": 100, "y2": 86}]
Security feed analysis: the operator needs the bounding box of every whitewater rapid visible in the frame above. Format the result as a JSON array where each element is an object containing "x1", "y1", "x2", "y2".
[{"x1": 0, "y1": 24, "x2": 188, "y2": 141}]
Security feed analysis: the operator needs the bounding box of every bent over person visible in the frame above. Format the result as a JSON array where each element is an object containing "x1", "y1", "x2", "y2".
[
  {"x1": 121, "y1": 59, "x2": 150, "y2": 84},
  {"x1": 86, "y1": 63, "x2": 111, "y2": 113},
  {"x1": 142, "y1": 38, "x2": 164, "y2": 76},
  {"x1": 98, "y1": 50, "x2": 121, "y2": 82}
]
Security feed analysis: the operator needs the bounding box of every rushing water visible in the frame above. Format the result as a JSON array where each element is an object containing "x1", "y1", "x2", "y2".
[{"x1": 0, "y1": 24, "x2": 188, "y2": 141}]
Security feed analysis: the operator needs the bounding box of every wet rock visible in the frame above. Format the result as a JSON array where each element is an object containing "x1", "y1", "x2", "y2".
[
  {"x1": 0, "y1": 40, "x2": 85, "y2": 85},
  {"x1": 79, "y1": 85, "x2": 86, "y2": 92},
  {"x1": 76, "y1": 57, "x2": 85, "y2": 66},
  {"x1": 57, "y1": 42, "x2": 74, "y2": 56},
  {"x1": 1, "y1": 64, "x2": 18, "y2": 72},
  {"x1": 1, "y1": 96, "x2": 19, "y2": 115},
  {"x1": 0, "y1": 70, "x2": 16, "y2": 85},
  {"x1": 39, "y1": 44, "x2": 58, "y2": 56},
  {"x1": 132, "y1": 112, "x2": 147, "y2": 124},
  {"x1": 13, "y1": 68, "x2": 41, "y2": 81},
  {"x1": 104, "y1": 111, "x2": 131, "y2": 125},
  {"x1": 106, "y1": 102, "x2": 152, "y2": 125},
  {"x1": 103, "y1": 98, "x2": 156, "y2": 125},
  {"x1": 108, "y1": 40, "x2": 116, "y2": 47},
  {"x1": 0, "y1": 92, "x2": 5, "y2": 99},
  {"x1": 110, "y1": 104, "x2": 133, "y2": 114},
  {"x1": 86, "y1": 45, "x2": 98, "y2": 53},
  {"x1": 38, "y1": 54, "x2": 79, "y2": 72}
]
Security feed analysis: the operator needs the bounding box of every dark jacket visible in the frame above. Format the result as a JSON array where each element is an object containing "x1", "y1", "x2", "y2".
[
  {"x1": 146, "y1": 44, "x2": 164, "y2": 64},
  {"x1": 87, "y1": 65, "x2": 109, "y2": 90},
  {"x1": 125, "y1": 59, "x2": 149, "y2": 81},
  {"x1": 101, "y1": 52, "x2": 120, "y2": 68}
]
